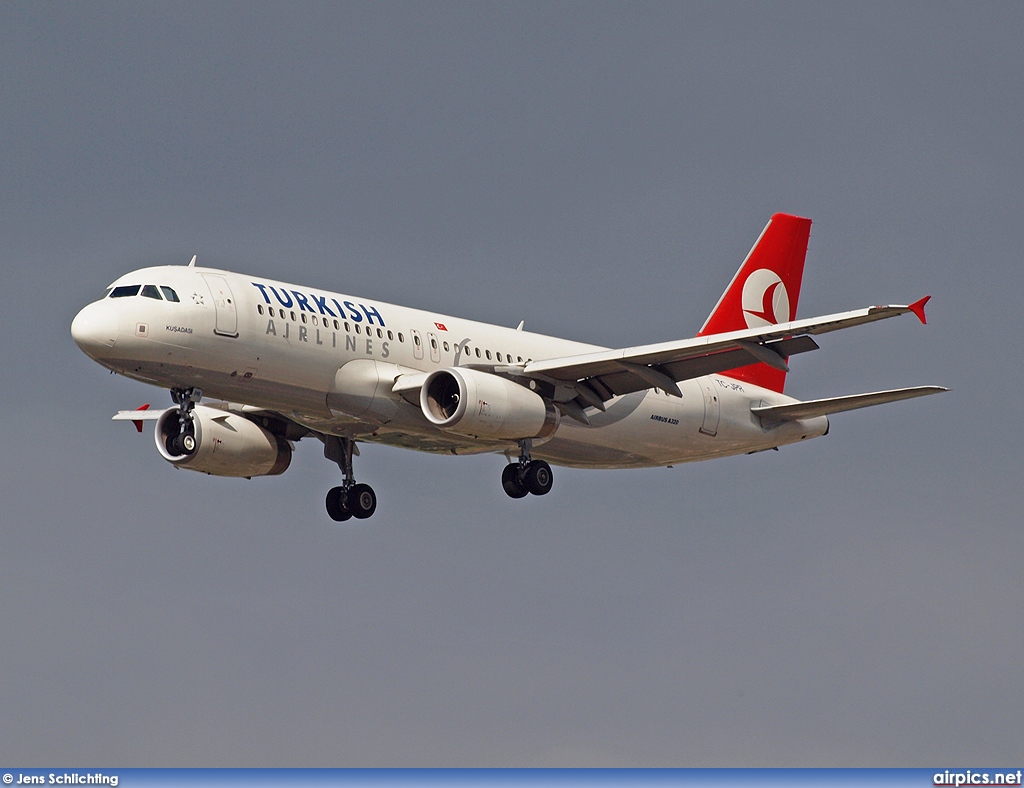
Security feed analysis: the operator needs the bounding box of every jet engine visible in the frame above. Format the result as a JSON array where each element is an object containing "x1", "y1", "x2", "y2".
[
  {"x1": 420, "y1": 367, "x2": 559, "y2": 440},
  {"x1": 155, "y1": 405, "x2": 292, "y2": 477}
]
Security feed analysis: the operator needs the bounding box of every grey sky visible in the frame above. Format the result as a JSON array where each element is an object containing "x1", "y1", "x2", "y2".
[{"x1": 1, "y1": 1, "x2": 1021, "y2": 766}]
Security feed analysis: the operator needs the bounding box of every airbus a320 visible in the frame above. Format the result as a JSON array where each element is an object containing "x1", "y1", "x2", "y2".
[{"x1": 71, "y1": 214, "x2": 946, "y2": 521}]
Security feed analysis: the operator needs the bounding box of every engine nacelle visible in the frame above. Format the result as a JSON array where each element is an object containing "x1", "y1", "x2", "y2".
[
  {"x1": 420, "y1": 367, "x2": 559, "y2": 440},
  {"x1": 155, "y1": 405, "x2": 292, "y2": 477}
]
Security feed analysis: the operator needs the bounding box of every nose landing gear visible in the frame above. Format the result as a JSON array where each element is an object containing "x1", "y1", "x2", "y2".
[
  {"x1": 168, "y1": 387, "x2": 202, "y2": 455},
  {"x1": 323, "y1": 436, "x2": 377, "y2": 522},
  {"x1": 502, "y1": 439, "x2": 553, "y2": 499}
]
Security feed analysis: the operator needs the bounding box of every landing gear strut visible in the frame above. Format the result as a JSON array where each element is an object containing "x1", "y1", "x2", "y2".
[
  {"x1": 168, "y1": 387, "x2": 202, "y2": 455},
  {"x1": 323, "y1": 436, "x2": 377, "y2": 522},
  {"x1": 502, "y1": 439, "x2": 553, "y2": 499}
]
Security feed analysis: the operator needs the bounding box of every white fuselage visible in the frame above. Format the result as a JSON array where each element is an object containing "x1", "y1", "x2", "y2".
[{"x1": 71, "y1": 265, "x2": 828, "y2": 468}]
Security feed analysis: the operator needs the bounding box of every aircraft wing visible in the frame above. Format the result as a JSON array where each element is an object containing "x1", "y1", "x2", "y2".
[
  {"x1": 112, "y1": 408, "x2": 163, "y2": 422},
  {"x1": 112, "y1": 404, "x2": 161, "y2": 433},
  {"x1": 517, "y1": 297, "x2": 932, "y2": 410},
  {"x1": 751, "y1": 386, "x2": 948, "y2": 423}
]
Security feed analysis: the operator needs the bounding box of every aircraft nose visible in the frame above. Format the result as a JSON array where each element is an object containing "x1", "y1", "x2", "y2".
[{"x1": 71, "y1": 301, "x2": 118, "y2": 357}]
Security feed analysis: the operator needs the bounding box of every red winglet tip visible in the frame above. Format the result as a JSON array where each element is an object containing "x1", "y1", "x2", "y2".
[
  {"x1": 133, "y1": 404, "x2": 151, "y2": 433},
  {"x1": 908, "y1": 295, "x2": 930, "y2": 324}
]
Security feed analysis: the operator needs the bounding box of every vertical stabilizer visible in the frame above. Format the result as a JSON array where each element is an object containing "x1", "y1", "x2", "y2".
[{"x1": 697, "y1": 213, "x2": 812, "y2": 392}]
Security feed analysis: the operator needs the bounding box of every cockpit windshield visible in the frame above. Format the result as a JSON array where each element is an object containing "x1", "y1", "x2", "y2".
[{"x1": 107, "y1": 284, "x2": 180, "y2": 302}]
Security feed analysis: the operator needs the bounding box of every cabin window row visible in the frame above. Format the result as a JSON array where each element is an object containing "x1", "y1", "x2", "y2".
[
  {"x1": 461, "y1": 344, "x2": 527, "y2": 364},
  {"x1": 255, "y1": 304, "x2": 529, "y2": 363},
  {"x1": 257, "y1": 304, "x2": 403, "y2": 341}
]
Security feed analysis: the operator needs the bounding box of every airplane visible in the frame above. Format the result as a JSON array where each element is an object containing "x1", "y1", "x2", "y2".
[{"x1": 70, "y1": 213, "x2": 946, "y2": 521}]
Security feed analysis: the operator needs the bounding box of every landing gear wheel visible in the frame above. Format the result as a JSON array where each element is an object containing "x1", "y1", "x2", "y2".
[
  {"x1": 171, "y1": 431, "x2": 196, "y2": 455},
  {"x1": 523, "y1": 460, "x2": 553, "y2": 496},
  {"x1": 348, "y1": 483, "x2": 377, "y2": 519},
  {"x1": 502, "y1": 463, "x2": 528, "y2": 499},
  {"x1": 326, "y1": 486, "x2": 352, "y2": 522}
]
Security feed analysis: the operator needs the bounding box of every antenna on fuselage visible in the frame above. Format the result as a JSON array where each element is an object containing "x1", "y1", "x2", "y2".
[
  {"x1": 188, "y1": 255, "x2": 197, "y2": 268},
  {"x1": 516, "y1": 320, "x2": 524, "y2": 331}
]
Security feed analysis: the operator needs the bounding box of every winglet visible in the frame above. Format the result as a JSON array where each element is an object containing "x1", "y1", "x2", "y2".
[
  {"x1": 133, "y1": 403, "x2": 150, "y2": 433},
  {"x1": 908, "y1": 295, "x2": 930, "y2": 324}
]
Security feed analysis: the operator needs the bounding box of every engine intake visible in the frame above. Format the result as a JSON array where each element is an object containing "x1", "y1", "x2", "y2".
[
  {"x1": 155, "y1": 405, "x2": 292, "y2": 477},
  {"x1": 421, "y1": 367, "x2": 559, "y2": 440}
]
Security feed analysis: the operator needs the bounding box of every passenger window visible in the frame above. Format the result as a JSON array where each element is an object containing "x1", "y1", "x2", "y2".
[
  {"x1": 110, "y1": 285, "x2": 141, "y2": 298},
  {"x1": 334, "y1": 319, "x2": 340, "y2": 330},
  {"x1": 301, "y1": 313, "x2": 307, "y2": 324},
  {"x1": 414, "y1": 335, "x2": 421, "y2": 346},
  {"x1": 387, "y1": 330, "x2": 393, "y2": 340},
  {"x1": 290, "y1": 311, "x2": 296, "y2": 321},
  {"x1": 496, "y1": 352, "x2": 502, "y2": 362},
  {"x1": 356, "y1": 324, "x2": 361, "y2": 334},
  {"x1": 430, "y1": 338, "x2": 437, "y2": 350},
  {"x1": 443, "y1": 341, "x2": 449, "y2": 352},
  {"x1": 160, "y1": 286, "x2": 180, "y2": 302},
  {"x1": 475, "y1": 348, "x2": 481, "y2": 358},
  {"x1": 517, "y1": 356, "x2": 523, "y2": 363},
  {"x1": 257, "y1": 304, "x2": 264, "y2": 315},
  {"x1": 312, "y1": 315, "x2": 318, "y2": 326},
  {"x1": 398, "y1": 333, "x2": 405, "y2": 342},
  {"x1": 377, "y1": 328, "x2": 384, "y2": 338}
]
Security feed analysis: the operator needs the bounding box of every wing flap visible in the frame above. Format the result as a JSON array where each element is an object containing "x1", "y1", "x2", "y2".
[
  {"x1": 540, "y1": 336, "x2": 821, "y2": 400},
  {"x1": 751, "y1": 386, "x2": 948, "y2": 422}
]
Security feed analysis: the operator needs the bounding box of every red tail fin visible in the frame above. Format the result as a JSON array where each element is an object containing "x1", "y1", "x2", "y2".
[{"x1": 697, "y1": 213, "x2": 812, "y2": 393}]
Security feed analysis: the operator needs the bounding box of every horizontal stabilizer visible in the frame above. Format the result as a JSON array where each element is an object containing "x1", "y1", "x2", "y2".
[{"x1": 752, "y1": 386, "x2": 948, "y2": 422}]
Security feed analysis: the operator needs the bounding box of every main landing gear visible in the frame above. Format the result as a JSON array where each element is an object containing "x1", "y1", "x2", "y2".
[
  {"x1": 168, "y1": 387, "x2": 202, "y2": 455},
  {"x1": 502, "y1": 439, "x2": 553, "y2": 499},
  {"x1": 323, "y1": 436, "x2": 377, "y2": 522}
]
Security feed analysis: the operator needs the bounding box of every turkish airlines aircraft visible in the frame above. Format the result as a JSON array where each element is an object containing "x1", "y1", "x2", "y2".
[{"x1": 71, "y1": 214, "x2": 945, "y2": 521}]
